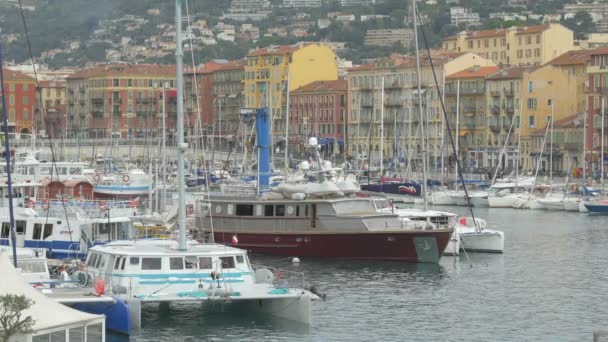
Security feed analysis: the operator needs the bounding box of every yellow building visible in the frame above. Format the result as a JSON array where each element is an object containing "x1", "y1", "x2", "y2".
[
  {"x1": 346, "y1": 50, "x2": 495, "y2": 168},
  {"x1": 445, "y1": 66, "x2": 499, "y2": 169},
  {"x1": 243, "y1": 43, "x2": 338, "y2": 137},
  {"x1": 442, "y1": 24, "x2": 575, "y2": 66},
  {"x1": 520, "y1": 64, "x2": 584, "y2": 171}
]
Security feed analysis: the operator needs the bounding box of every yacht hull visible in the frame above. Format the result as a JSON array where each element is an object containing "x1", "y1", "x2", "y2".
[
  {"x1": 213, "y1": 230, "x2": 452, "y2": 263},
  {"x1": 563, "y1": 200, "x2": 580, "y2": 212}
]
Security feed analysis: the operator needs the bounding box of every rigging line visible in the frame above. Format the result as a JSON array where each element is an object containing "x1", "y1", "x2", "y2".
[
  {"x1": 184, "y1": 0, "x2": 204, "y2": 167},
  {"x1": 17, "y1": 0, "x2": 77, "y2": 250},
  {"x1": 414, "y1": 4, "x2": 479, "y2": 229}
]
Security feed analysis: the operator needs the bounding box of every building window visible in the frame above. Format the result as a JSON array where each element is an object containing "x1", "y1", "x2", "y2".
[
  {"x1": 23, "y1": 84, "x2": 29, "y2": 91},
  {"x1": 536, "y1": 34, "x2": 540, "y2": 44},
  {"x1": 127, "y1": 79, "x2": 133, "y2": 87},
  {"x1": 23, "y1": 96, "x2": 28, "y2": 105},
  {"x1": 528, "y1": 115, "x2": 535, "y2": 128},
  {"x1": 113, "y1": 79, "x2": 119, "y2": 87}
]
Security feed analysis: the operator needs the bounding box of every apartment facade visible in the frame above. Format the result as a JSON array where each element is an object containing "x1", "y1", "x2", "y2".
[
  {"x1": 283, "y1": 0, "x2": 322, "y2": 7},
  {"x1": 244, "y1": 43, "x2": 338, "y2": 140},
  {"x1": 445, "y1": 66, "x2": 499, "y2": 170},
  {"x1": 442, "y1": 24, "x2": 575, "y2": 66},
  {"x1": 364, "y1": 29, "x2": 414, "y2": 48},
  {"x1": 0, "y1": 68, "x2": 36, "y2": 134},
  {"x1": 39, "y1": 80, "x2": 66, "y2": 138},
  {"x1": 66, "y1": 64, "x2": 176, "y2": 139},
  {"x1": 211, "y1": 61, "x2": 244, "y2": 143},
  {"x1": 585, "y1": 48, "x2": 608, "y2": 175},
  {"x1": 289, "y1": 80, "x2": 347, "y2": 156},
  {"x1": 346, "y1": 51, "x2": 495, "y2": 168}
]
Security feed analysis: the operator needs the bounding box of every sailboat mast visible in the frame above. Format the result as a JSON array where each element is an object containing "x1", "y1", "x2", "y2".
[
  {"x1": 602, "y1": 97, "x2": 605, "y2": 187},
  {"x1": 285, "y1": 72, "x2": 290, "y2": 170},
  {"x1": 380, "y1": 76, "x2": 384, "y2": 177},
  {"x1": 412, "y1": 0, "x2": 428, "y2": 210},
  {"x1": 175, "y1": 0, "x2": 187, "y2": 250},
  {"x1": 0, "y1": 46, "x2": 18, "y2": 267}
]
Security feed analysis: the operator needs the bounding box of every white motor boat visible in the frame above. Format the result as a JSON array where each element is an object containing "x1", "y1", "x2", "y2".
[
  {"x1": 563, "y1": 197, "x2": 580, "y2": 212},
  {"x1": 85, "y1": 240, "x2": 318, "y2": 324}
]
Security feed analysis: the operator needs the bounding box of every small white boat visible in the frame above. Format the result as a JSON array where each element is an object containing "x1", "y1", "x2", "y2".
[
  {"x1": 456, "y1": 217, "x2": 504, "y2": 253},
  {"x1": 537, "y1": 198, "x2": 564, "y2": 211}
]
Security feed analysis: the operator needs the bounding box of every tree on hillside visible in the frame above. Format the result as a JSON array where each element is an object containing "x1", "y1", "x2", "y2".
[
  {"x1": 0, "y1": 294, "x2": 35, "y2": 342},
  {"x1": 562, "y1": 11, "x2": 595, "y2": 38}
]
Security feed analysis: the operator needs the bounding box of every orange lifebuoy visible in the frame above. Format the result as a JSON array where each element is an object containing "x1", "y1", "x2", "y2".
[{"x1": 122, "y1": 175, "x2": 130, "y2": 183}]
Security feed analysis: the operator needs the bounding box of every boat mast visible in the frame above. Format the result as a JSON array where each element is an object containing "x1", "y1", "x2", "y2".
[
  {"x1": 549, "y1": 99, "x2": 554, "y2": 183},
  {"x1": 455, "y1": 79, "x2": 460, "y2": 185},
  {"x1": 583, "y1": 110, "x2": 587, "y2": 187},
  {"x1": 284, "y1": 71, "x2": 290, "y2": 171},
  {"x1": 0, "y1": 45, "x2": 18, "y2": 267},
  {"x1": 514, "y1": 101, "x2": 523, "y2": 192},
  {"x1": 412, "y1": 0, "x2": 428, "y2": 211},
  {"x1": 175, "y1": 0, "x2": 187, "y2": 250},
  {"x1": 380, "y1": 76, "x2": 384, "y2": 178},
  {"x1": 602, "y1": 97, "x2": 605, "y2": 188}
]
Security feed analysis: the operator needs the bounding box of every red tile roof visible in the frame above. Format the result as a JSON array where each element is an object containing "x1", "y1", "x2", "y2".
[
  {"x1": 68, "y1": 64, "x2": 176, "y2": 79},
  {"x1": 589, "y1": 47, "x2": 608, "y2": 56},
  {"x1": 447, "y1": 66, "x2": 499, "y2": 79},
  {"x1": 548, "y1": 50, "x2": 593, "y2": 66},
  {"x1": 1, "y1": 68, "x2": 35, "y2": 81},
  {"x1": 530, "y1": 114, "x2": 583, "y2": 135},
  {"x1": 514, "y1": 24, "x2": 549, "y2": 35},
  {"x1": 486, "y1": 66, "x2": 537, "y2": 80},
  {"x1": 349, "y1": 50, "x2": 468, "y2": 72},
  {"x1": 292, "y1": 79, "x2": 347, "y2": 93}
]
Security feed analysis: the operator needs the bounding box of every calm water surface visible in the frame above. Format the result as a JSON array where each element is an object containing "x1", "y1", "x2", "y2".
[{"x1": 111, "y1": 208, "x2": 608, "y2": 341}]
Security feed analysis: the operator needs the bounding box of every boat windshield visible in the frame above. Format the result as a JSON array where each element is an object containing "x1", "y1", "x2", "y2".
[
  {"x1": 17, "y1": 259, "x2": 48, "y2": 273},
  {"x1": 332, "y1": 200, "x2": 376, "y2": 215}
]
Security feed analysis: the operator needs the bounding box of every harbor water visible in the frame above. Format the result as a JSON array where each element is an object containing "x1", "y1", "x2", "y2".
[{"x1": 112, "y1": 207, "x2": 608, "y2": 341}]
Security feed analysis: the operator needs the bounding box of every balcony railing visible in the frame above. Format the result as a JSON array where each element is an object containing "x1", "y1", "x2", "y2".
[
  {"x1": 585, "y1": 86, "x2": 608, "y2": 94},
  {"x1": 490, "y1": 90, "x2": 500, "y2": 97},
  {"x1": 91, "y1": 110, "x2": 104, "y2": 117},
  {"x1": 503, "y1": 88, "x2": 514, "y2": 96}
]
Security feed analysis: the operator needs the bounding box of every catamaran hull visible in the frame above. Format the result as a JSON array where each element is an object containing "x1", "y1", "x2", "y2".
[
  {"x1": 213, "y1": 230, "x2": 452, "y2": 263},
  {"x1": 459, "y1": 230, "x2": 504, "y2": 253}
]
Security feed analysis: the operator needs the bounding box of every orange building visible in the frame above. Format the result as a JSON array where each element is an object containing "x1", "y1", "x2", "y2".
[
  {"x1": 0, "y1": 68, "x2": 36, "y2": 134},
  {"x1": 66, "y1": 64, "x2": 176, "y2": 139}
]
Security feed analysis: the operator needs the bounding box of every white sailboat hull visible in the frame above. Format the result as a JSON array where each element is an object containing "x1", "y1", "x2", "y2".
[
  {"x1": 537, "y1": 199, "x2": 564, "y2": 211},
  {"x1": 470, "y1": 196, "x2": 489, "y2": 207},
  {"x1": 459, "y1": 229, "x2": 504, "y2": 253},
  {"x1": 563, "y1": 200, "x2": 580, "y2": 211},
  {"x1": 431, "y1": 192, "x2": 456, "y2": 205},
  {"x1": 579, "y1": 200, "x2": 590, "y2": 213},
  {"x1": 488, "y1": 195, "x2": 519, "y2": 208}
]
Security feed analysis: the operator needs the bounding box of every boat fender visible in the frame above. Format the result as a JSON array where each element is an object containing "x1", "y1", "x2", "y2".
[{"x1": 94, "y1": 278, "x2": 105, "y2": 296}]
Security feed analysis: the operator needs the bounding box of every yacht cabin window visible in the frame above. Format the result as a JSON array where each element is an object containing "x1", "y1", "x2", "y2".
[
  {"x1": 0, "y1": 223, "x2": 9, "y2": 238},
  {"x1": 276, "y1": 205, "x2": 285, "y2": 216},
  {"x1": 33, "y1": 224, "x2": 42, "y2": 240},
  {"x1": 236, "y1": 255, "x2": 245, "y2": 264},
  {"x1": 185, "y1": 256, "x2": 197, "y2": 269},
  {"x1": 170, "y1": 257, "x2": 184, "y2": 270},
  {"x1": 114, "y1": 257, "x2": 121, "y2": 270},
  {"x1": 43, "y1": 224, "x2": 53, "y2": 239},
  {"x1": 220, "y1": 256, "x2": 235, "y2": 269},
  {"x1": 236, "y1": 204, "x2": 254, "y2": 216},
  {"x1": 198, "y1": 257, "x2": 212, "y2": 269},
  {"x1": 16, "y1": 220, "x2": 25, "y2": 234},
  {"x1": 130, "y1": 257, "x2": 140, "y2": 265},
  {"x1": 264, "y1": 205, "x2": 274, "y2": 216},
  {"x1": 142, "y1": 257, "x2": 161, "y2": 270}
]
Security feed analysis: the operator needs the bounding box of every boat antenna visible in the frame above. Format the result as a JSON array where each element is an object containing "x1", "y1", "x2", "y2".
[
  {"x1": 414, "y1": 2, "x2": 478, "y2": 228},
  {"x1": 175, "y1": 0, "x2": 187, "y2": 251},
  {"x1": 0, "y1": 45, "x2": 18, "y2": 267}
]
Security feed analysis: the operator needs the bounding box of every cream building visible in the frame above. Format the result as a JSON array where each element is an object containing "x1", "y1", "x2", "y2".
[{"x1": 442, "y1": 24, "x2": 576, "y2": 66}]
